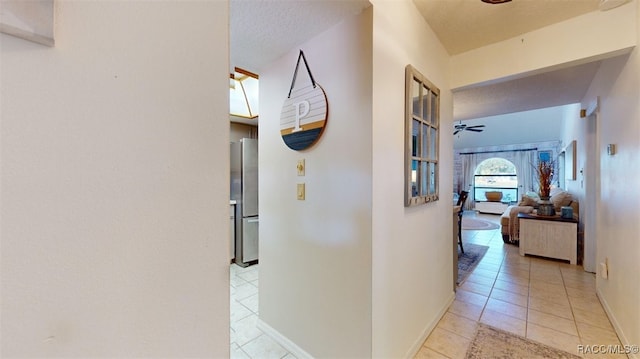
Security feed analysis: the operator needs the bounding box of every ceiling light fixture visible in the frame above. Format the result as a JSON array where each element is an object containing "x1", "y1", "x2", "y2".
[{"x1": 481, "y1": 0, "x2": 512, "y2": 4}]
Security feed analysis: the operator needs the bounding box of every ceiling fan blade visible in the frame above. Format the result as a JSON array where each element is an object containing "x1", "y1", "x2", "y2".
[
  {"x1": 453, "y1": 130, "x2": 462, "y2": 135},
  {"x1": 466, "y1": 125, "x2": 485, "y2": 129},
  {"x1": 467, "y1": 128, "x2": 484, "y2": 132}
]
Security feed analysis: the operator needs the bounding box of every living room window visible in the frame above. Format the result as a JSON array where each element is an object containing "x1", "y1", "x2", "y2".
[
  {"x1": 474, "y1": 158, "x2": 518, "y2": 203},
  {"x1": 404, "y1": 65, "x2": 440, "y2": 207}
]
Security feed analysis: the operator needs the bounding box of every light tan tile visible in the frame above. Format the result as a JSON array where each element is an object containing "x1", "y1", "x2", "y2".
[
  {"x1": 436, "y1": 312, "x2": 479, "y2": 340},
  {"x1": 414, "y1": 346, "x2": 449, "y2": 359},
  {"x1": 576, "y1": 321, "x2": 622, "y2": 345},
  {"x1": 460, "y1": 280, "x2": 492, "y2": 297},
  {"x1": 448, "y1": 299, "x2": 484, "y2": 321},
  {"x1": 424, "y1": 327, "x2": 471, "y2": 359},
  {"x1": 465, "y1": 273, "x2": 496, "y2": 287},
  {"x1": 526, "y1": 323, "x2": 582, "y2": 356},
  {"x1": 569, "y1": 295, "x2": 606, "y2": 313},
  {"x1": 480, "y1": 308, "x2": 526, "y2": 337},
  {"x1": 565, "y1": 285, "x2": 598, "y2": 299},
  {"x1": 529, "y1": 286, "x2": 570, "y2": 306},
  {"x1": 530, "y1": 272, "x2": 564, "y2": 285},
  {"x1": 455, "y1": 289, "x2": 488, "y2": 307},
  {"x1": 527, "y1": 308, "x2": 578, "y2": 336},
  {"x1": 490, "y1": 287, "x2": 528, "y2": 307},
  {"x1": 528, "y1": 296, "x2": 574, "y2": 320},
  {"x1": 492, "y1": 279, "x2": 529, "y2": 296},
  {"x1": 472, "y1": 267, "x2": 499, "y2": 280},
  {"x1": 529, "y1": 281, "x2": 565, "y2": 293},
  {"x1": 573, "y1": 307, "x2": 615, "y2": 331},
  {"x1": 500, "y1": 262, "x2": 531, "y2": 273},
  {"x1": 498, "y1": 267, "x2": 530, "y2": 279},
  {"x1": 485, "y1": 298, "x2": 527, "y2": 320},
  {"x1": 496, "y1": 272, "x2": 529, "y2": 287}
]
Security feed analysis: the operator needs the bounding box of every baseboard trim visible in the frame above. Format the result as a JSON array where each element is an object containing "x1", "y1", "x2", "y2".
[
  {"x1": 256, "y1": 318, "x2": 313, "y2": 359},
  {"x1": 597, "y1": 288, "x2": 638, "y2": 359},
  {"x1": 404, "y1": 291, "x2": 456, "y2": 358}
]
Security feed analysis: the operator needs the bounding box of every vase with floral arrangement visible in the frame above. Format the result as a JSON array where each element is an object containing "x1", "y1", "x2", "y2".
[{"x1": 535, "y1": 160, "x2": 555, "y2": 216}]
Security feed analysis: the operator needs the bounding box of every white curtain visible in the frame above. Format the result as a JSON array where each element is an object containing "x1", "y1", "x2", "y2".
[
  {"x1": 461, "y1": 153, "x2": 477, "y2": 210},
  {"x1": 514, "y1": 150, "x2": 536, "y2": 201}
]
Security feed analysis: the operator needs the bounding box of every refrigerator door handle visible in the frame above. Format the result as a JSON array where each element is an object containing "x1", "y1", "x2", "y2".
[{"x1": 247, "y1": 218, "x2": 259, "y2": 223}]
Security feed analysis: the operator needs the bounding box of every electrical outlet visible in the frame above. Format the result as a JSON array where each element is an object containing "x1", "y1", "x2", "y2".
[{"x1": 297, "y1": 183, "x2": 305, "y2": 200}]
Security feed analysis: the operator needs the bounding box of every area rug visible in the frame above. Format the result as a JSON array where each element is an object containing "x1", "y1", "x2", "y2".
[
  {"x1": 457, "y1": 243, "x2": 489, "y2": 285},
  {"x1": 461, "y1": 217, "x2": 500, "y2": 230},
  {"x1": 465, "y1": 324, "x2": 581, "y2": 359}
]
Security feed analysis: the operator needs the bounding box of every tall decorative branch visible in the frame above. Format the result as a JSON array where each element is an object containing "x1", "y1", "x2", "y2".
[{"x1": 536, "y1": 161, "x2": 554, "y2": 198}]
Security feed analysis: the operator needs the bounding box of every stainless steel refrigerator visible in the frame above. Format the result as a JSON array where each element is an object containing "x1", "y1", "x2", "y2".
[{"x1": 230, "y1": 138, "x2": 259, "y2": 267}]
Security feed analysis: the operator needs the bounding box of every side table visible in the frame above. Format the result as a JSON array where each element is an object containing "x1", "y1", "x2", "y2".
[{"x1": 518, "y1": 213, "x2": 578, "y2": 264}]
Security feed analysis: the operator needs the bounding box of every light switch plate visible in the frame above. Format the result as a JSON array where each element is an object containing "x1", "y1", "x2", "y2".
[
  {"x1": 297, "y1": 159, "x2": 305, "y2": 176},
  {"x1": 297, "y1": 183, "x2": 305, "y2": 200}
]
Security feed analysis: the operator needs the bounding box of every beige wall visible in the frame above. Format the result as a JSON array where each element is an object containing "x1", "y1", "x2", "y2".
[
  {"x1": 258, "y1": 8, "x2": 373, "y2": 358},
  {"x1": 371, "y1": 1, "x2": 455, "y2": 357},
  {"x1": 580, "y1": 1, "x2": 640, "y2": 351},
  {"x1": 0, "y1": 1, "x2": 230, "y2": 357},
  {"x1": 450, "y1": 3, "x2": 637, "y2": 90}
]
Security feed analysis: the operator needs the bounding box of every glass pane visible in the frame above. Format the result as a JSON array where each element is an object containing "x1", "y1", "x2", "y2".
[
  {"x1": 411, "y1": 160, "x2": 418, "y2": 197},
  {"x1": 421, "y1": 124, "x2": 428, "y2": 158},
  {"x1": 421, "y1": 161, "x2": 428, "y2": 196},
  {"x1": 430, "y1": 92, "x2": 438, "y2": 126},
  {"x1": 475, "y1": 158, "x2": 517, "y2": 175},
  {"x1": 429, "y1": 162, "x2": 436, "y2": 194},
  {"x1": 422, "y1": 86, "x2": 429, "y2": 121},
  {"x1": 430, "y1": 127, "x2": 437, "y2": 160},
  {"x1": 412, "y1": 119, "x2": 420, "y2": 157},
  {"x1": 474, "y1": 175, "x2": 518, "y2": 188},
  {"x1": 473, "y1": 188, "x2": 518, "y2": 203},
  {"x1": 412, "y1": 78, "x2": 421, "y2": 117}
]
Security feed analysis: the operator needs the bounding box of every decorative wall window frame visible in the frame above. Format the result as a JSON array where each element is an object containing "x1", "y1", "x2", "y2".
[{"x1": 405, "y1": 65, "x2": 440, "y2": 207}]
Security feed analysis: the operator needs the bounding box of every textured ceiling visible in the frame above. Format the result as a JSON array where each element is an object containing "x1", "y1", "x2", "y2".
[
  {"x1": 413, "y1": 0, "x2": 600, "y2": 55},
  {"x1": 230, "y1": 0, "x2": 371, "y2": 74}
]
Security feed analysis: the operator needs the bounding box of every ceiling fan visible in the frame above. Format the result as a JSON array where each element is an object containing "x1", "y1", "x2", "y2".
[{"x1": 454, "y1": 122, "x2": 485, "y2": 135}]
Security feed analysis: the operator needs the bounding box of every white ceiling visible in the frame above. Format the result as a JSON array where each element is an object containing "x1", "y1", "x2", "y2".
[
  {"x1": 230, "y1": 0, "x2": 618, "y2": 147},
  {"x1": 230, "y1": 0, "x2": 371, "y2": 74},
  {"x1": 452, "y1": 105, "x2": 576, "y2": 150}
]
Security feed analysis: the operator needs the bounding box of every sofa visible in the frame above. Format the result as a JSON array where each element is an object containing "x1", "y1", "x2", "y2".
[{"x1": 500, "y1": 188, "x2": 578, "y2": 244}]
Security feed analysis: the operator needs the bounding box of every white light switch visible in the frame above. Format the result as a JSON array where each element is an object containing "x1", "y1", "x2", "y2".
[
  {"x1": 297, "y1": 159, "x2": 305, "y2": 176},
  {"x1": 297, "y1": 183, "x2": 305, "y2": 200}
]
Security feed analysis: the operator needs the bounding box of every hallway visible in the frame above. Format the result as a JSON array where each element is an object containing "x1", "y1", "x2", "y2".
[{"x1": 416, "y1": 213, "x2": 627, "y2": 358}]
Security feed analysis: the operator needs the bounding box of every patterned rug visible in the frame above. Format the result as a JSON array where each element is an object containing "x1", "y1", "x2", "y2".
[
  {"x1": 457, "y1": 243, "x2": 489, "y2": 285},
  {"x1": 461, "y1": 217, "x2": 500, "y2": 230},
  {"x1": 465, "y1": 324, "x2": 581, "y2": 359}
]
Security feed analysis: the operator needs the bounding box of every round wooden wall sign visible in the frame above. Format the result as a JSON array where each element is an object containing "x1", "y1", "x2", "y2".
[
  {"x1": 280, "y1": 50, "x2": 328, "y2": 151},
  {"x1": 280, "y1": 84, "x2": 328, "y2": 151}
]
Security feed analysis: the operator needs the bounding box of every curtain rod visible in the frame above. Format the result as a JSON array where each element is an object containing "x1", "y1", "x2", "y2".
[{"x1": 459, "y1": 148, "x2": 537, "y2": 155}]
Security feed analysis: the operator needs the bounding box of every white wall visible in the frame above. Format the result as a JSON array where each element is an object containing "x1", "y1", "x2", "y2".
[
  {"x1": 371, "y1": 1, "x2": 454, "y2": 357},
  {"x1": 258, "y1": 8, "x2": 373, "y2": 358},
  {"x1": 451, "y1": 3, "x2": 637, "y2": 90},
  {"x1": 0, "y1": 1, "x2": 230, "y2": 357},
  {"x1": 578, "y1": 1, "x2": 640, "y2": 351}
]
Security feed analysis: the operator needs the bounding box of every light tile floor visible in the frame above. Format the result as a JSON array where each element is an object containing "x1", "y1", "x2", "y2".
[
  {"x1": 230, "y1": 212, "x2": 626, "y2": 359},
  {"x1": 416, "y1": 211, "x2": 628, "y2": 359},
  {"x1": 230, "y1": 263, "x2": 296, "y2": 359}
]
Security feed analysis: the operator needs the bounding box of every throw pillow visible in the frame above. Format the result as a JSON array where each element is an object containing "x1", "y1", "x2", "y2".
[
  {"x1": 551, "y1": 191, "x2": 573, "y2": 211},
  {"x1": 518, "y1": 195, "x2": 538, "y2": 207}
]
